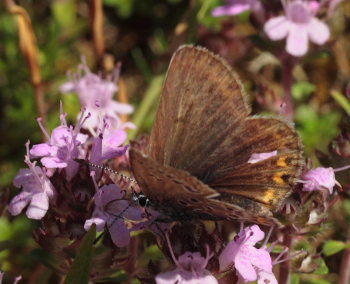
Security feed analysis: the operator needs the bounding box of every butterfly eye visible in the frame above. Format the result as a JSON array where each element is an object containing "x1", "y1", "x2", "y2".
[{"x1": 138, "y1": 194, "x2": 150, "y2": 207}]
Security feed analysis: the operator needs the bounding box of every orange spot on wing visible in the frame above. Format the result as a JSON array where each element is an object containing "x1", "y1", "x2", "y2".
[
  {"x1": 277, "y1": 157, "x2": 287, "y2": 167},
  {"x1": 261, "y1": 188, "x2": 276, "y2": 203}
]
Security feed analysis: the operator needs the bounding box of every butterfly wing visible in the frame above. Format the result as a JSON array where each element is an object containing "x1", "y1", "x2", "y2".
[
  {"x1": 131, "y1": 45, "x2": 303, "y2": 221},
  {"x1": 129, "y1": 148, "x2": 277, "y2": 224},
  {"x1": 149, "y1": 45, "x2": 250, "y2": 173},
  {"x1": 208, "y1": 117, "x2": 303, "y2": 211}
]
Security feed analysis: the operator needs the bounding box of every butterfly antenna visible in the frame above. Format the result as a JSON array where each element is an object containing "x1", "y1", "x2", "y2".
[{"x1": 74, "y1": 159, "x2": 137, "y2": 184}]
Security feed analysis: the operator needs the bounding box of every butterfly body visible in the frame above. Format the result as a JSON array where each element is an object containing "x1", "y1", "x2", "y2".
[{"x1": 130, "y1": 46, "x2": 303, "y2": 226}]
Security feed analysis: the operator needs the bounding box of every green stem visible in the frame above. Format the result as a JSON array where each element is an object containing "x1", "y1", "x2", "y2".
[{"x1": 128, "y1": 75, "x2": 164, "y2": 140}]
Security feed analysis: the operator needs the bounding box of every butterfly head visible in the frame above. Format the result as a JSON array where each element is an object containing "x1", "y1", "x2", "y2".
[{"x1": 132, "y1": 191, "x2": 151, "y2": 208}]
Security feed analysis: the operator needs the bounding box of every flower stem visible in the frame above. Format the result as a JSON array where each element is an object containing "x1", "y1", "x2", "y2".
[
  {"x1": 279, "y1": 226, "x2": 293, "y2": 284},
  {"x1": 334, "y1": 164, "x2": 350, "y2": 172},
  {"x1": 280, "y1": 54, "x2": 296, "y2": 120},
  {"x1": 339, "y1": 227, "x2": 350, "y2": 284},
  {"x1": 128, "y1": 75, "x2": 164, "y2": 140}
]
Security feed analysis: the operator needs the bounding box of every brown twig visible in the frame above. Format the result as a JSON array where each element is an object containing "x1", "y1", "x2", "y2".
[
  {"x1": 5, "y1": 0, "x2": 47, "y2": 130},
  {"x1": 90, "y1": 0, "x2": 105, "y2": 66}
]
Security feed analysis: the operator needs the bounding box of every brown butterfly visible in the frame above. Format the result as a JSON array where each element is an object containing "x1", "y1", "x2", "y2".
[{"x1": 129, "y1": 45, "x2": 303, "y2": 226}]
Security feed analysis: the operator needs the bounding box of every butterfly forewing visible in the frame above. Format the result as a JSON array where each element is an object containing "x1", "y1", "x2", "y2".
[
  {"x1": 130, "y1": 45, "x2": 303, "y2": 224},
  {"x1": 149, "y1": 45, "x2": 250, "y2": 173}
]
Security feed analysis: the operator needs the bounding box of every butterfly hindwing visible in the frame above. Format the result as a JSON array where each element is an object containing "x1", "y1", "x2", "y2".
[{"x1": 129, "y1": 148, "x2": 278, "y2": 225}]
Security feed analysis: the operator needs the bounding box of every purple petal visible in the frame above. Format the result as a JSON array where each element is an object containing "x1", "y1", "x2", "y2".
[
  {"x1": 100, "y1": 146, "x2": 128, "y2": 161},
  {"x1": 248, "y1": 151, "x2": 277, "y2": 164},
  {"x1": 257, "y1": 271, "x2": 278, "y2": 284},
  {"x1": 123, "y1": 206, "x2": 144, "y2": 221},
  {"x1": 219, "y1": 240, "x2": 239, "y2": 271},
  {"x1": 302, "y1": 167, "x2": 336, "y2": 193},
  {"x1": 249, "y1": 248, "x2": 272, "y2": 272},
  {"x1": 264, "y1": 16, "x2": 289, "y2": 40},
  {"x1": 100, "y1": 184, "x2": 125, "y2": 204},
  {"x1": 109, "y1": 219, "x2": 130, "y2": 247},
  {"x1": 41, "y1": 157, "x2": 67, "y2": 168},
  {"x1": 243, "y1": 225, "x2": 265, "y2": 245},
  {"x1": 51, "y1": 126, "x2": 72, "y2": 146},
  {"x1": 30, "y1": 143, "x2": 53, "y2": 157},
  {"x1": 84, "y1": 217, "x2": 106, "y2": 232},
  {"x1": 155, "y1": 269, "x2": 181, "y2": 284},
  {"x1": 286, "y1": 23, "x2": 309, "y2": 56},
  {"x1": 201, "y1": 274, "x2": 219, "y2": 284},
  {"x1": 60, "y1": 81, "x2": 76, "y2": 93},
  {"x1": 307, "y1": 18, "x2": 330, "y2": 45},
  {"x1": 90, "y1": 134, "x2": 103, "y2": 164},
  {"x1": 26, "y1": 192, "x2": 49, "y2": 219},
  {"x1": 76, "y1": 133, "x2": 89, "y2": 145},
  {"x1": 8, "y1": 191, "x2": 32, "y2": 216},
  {"x1": 106, "y1": 129, "x2": 127, "y2": 147},
  {"x1": 13, "y1": 168, "x2": 33, "y2": 188},
  {"x1": 65, "y1": 159, "x2": 79, "y2": 181},
  {"x1": 110, "y1": 101, "x2": 134, "y2": 114},
  {"x1": 212, "y1": 3, "x2": 251, "y2": 17},
  {"x1": 235, "y1": 253, "x2": 257, "y2": 282},
  {"x1": 121, "y1": 121, "x2": 137, "y2": 130}
]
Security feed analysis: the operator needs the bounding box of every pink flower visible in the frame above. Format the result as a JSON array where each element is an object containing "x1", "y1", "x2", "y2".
[
  {"x1": 84, "y1": 184, "x2": 143, "y2": 247},
  {"x1": 264, "y1": 0, "x2": 330, "y2": 57},
  {"x1": 156, "y1": 248, "x2": 218, "y2": 284},
  {"x1": 248, "y1": 150, "x2": 277, "y2": 164},
  {"x1": 60, "y1": 60, "x2": 134, "y2": 130},
  {"x1": 212, "y1": 0, "x2": 264, "y2": 22},
  {"x1": 90, "y1": 121, "x2": 128, "y2": 164},
  {"x1": 8, "y1": 142, "x2": 56, "y2": 220},
  {"x1": 302, "y1": 167, "x2": 339, "y2": 194},
  {"x1": 219, "y1": 225, "x2": 277, "y2": 284},
  {"x1": 212, "y1": 0, "x2": 263, "y2": 17},
  {"x1": 30, "y1": 108, "x2": 89, "y2": 180}
]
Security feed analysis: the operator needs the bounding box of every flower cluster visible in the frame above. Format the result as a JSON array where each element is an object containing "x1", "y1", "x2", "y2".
[
  {"x1": 213, "y1": 0, "x2": 344, "y2": 57},
  {"x1": 8, "y1": 62, "x2": 142, "y2": 247},
  {"x1": 60, "y1": 59, "x2": 135, "y2": 131},
  {"x1": 155, "y1": 225, "x2": 283, "y2": 284},
  {"x1": 219, "y1": 225, "x2": 278, "y2": 284}
]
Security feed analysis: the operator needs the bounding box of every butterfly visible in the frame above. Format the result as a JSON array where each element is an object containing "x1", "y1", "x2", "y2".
[{"x1": 129, "y1": 45, "x2": 303, "y2": 226}]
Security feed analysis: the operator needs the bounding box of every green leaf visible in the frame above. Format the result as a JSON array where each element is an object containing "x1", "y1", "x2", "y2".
[
  {"x1": 64, "y1": 225, "x2": 96, "y2": 284},
  {"x1": 52, "y1": 0, "x2": 77, "y2": 27},
  {"x1": 295, "y1": 105, "x2": 341, "y2": 154},
  {"x1": 331, "y1": 90, "x2": 350, "y2": 116},
  {"x1": 323, "y1": 240, "x2": 350, "y2": 256},
  {"x1": 290, "y1": 273, "x2": 300, "y2": 284},
  {"x1": 104, "y1": 0, "x2": 134, "y2": 18},
  {"x1": 139, "y1": 244, "x2": 163, "y2": 267},
  {"x1": 292, "y1": 81, "x2": 315, "y2": 101},
  {"x1": 294, "y1": 240, "x2": 312, "y2": 252},
  {"x1": 304, "y1": 279, "x2": 331, "y2": 284},
  {"x1": 314, "y1": 258, "x2": 329, "y2": 275},
  {"x1": 197, "y1": 0, "x2": 222, "y2": 28}
]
